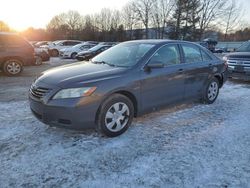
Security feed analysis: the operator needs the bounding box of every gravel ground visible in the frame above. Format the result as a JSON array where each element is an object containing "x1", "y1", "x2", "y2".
[{"x1": 0, "y1": 58, "x2": 250, "y2": 188}]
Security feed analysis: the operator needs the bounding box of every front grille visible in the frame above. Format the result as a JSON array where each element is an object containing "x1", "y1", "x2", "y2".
[
  {"x1": 30, "y1": 85, "x2": 50, "y2": 100},
  {"x1": 227, "y1": 59, "x2": 250, "y2": 72},
  {"x1": 228, "y1": 59, "x2": 250, "y2": 67}
]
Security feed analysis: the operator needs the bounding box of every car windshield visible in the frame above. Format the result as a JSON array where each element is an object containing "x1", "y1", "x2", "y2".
[
  {"x1": 236, "y1": 41, "x2": 250, "y2": 52},
  {"x1": 88, "y1": 45, "x2": 106, "y2": 52},
  {"x1": 92, "y1": 43, "x2": 155, "y2": 67}
]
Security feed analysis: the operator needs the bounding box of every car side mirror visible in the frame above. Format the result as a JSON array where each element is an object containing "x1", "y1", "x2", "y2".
[
  {"x1": 144, "y1": 61, "x2": 164, "y2": 72},
  {"x1": 144, "y1": 61, "x2": 164, "y2": 71}
]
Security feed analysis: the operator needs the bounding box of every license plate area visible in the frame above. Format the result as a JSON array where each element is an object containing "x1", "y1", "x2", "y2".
[{"x1": 234, "y1": 66, "x2": 245, "y2": 72}]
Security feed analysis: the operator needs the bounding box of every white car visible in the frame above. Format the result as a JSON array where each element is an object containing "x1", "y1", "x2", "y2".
[
  {"x1": 47, "y1": 40, "x2": 83, "y2": 57},
  {"x1": 59, "y1": 43, "x2": 97, "y2": 59}
]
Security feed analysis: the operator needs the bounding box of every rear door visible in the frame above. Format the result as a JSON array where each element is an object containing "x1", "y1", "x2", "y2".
[
  {"x1": 140, "y1": 44, "x2": 185, "y2": 111},
  {"x1": 180, "y1": 43, "x2": 214, "y2": 99}
]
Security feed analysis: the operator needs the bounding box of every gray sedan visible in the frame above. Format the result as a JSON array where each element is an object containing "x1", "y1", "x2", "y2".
[{"x1": 29, "y1": 40, "x2": 228, "y2": 137}]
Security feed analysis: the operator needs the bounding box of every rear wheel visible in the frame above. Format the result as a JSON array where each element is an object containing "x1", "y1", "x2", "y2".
[
  {"x1": 50, "y1": 49, "x2": 59, "y2": 57},
  {"x1": 203, "y1": 78, "x2": 219, "y2": 104},
  {"x1": 3, "y1": 59, "x2": 23, "y2": 76},
  {"x1": 97, "y1": 94, "x2": 134, "y2": 137}
]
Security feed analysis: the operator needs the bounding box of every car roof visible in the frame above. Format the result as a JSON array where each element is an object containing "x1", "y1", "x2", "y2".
[{"x1": 123, "y1": 39, "x2": 197, "y2": 46}]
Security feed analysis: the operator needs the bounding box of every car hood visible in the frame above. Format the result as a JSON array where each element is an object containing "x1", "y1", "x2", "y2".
[
  {"x1": 36, "y1": 62, "x2": 127, "y2": 88},
  {"x1": 226, "y1": 52, "x2": 250, "y2": 59}
]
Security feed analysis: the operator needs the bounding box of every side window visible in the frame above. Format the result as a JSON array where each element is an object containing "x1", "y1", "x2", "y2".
[
  {"x1": 149, "y1": 44, "x2": 180, "y2": 66},
  {"x1": 80, "y1": 45, "x2": 87, "y2": 50},
  {"x1": 70, "y1": 41, "x2": 81, "y2": 46},
  {"x1": 182, "y1": 44, "x2": 203, "y2": 63},
  {"x1": 2, "y1": 35, "x2": 27, "y2": 47},
  {"x1": 201, "y1": 49, "x2": 212, "y2": 61},
  {"x1": 62, "y1": 41, "x2": 68, "y2": 46}
]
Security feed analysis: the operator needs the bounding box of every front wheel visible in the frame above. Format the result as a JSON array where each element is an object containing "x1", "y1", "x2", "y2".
[
  {"x1": 3, "y1": 59, "x2": 23, "y2": 76},
  {"x1": 50, "y1": 49, "x2": 59, "y2": 57},
  {"x1": 71, "y1": 52, "x2": 77, "y2": 59},
  {"x1": 97, "y1": 94, "x2": 134, "y2": 137},
  {"x1": 203, "y1": 78, "x2": 219, "y2": 104}
]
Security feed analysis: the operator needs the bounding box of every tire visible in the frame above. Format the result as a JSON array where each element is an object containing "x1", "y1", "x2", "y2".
[
  {"x1": 3, "y1": 59, "x2": 23, "y2": 76},
  {"x1": 203, "y1": 78, "x2": 220, "y2": 104},
  {"x1": 51, "y1": 49, "x2": 59, "y2": 57},
  {"x1": 71, "y1": 52, "x2": 77, "y2": 59},
  {"x1": 97, "y1": 94, "x2": 134, "y2": 137}
]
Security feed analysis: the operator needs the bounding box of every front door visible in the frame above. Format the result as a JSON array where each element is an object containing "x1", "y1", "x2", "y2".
[{"x1": 140, "y1": 44, "x2": 185, "y2": 112}]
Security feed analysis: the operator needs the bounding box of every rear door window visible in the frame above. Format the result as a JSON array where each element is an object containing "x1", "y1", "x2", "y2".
[
  {"x1": 201, "y1": 50, "x2": 212, "y2": 61},
  {"x1": 2, "y1": 35, "x2": 27, "y2": 47},
  {"x1": 67, "y1": 41, "x2": 81, "y2": 46},
  {"x1": 182, "y1": 44, "x2": 203, "y2": 63}
]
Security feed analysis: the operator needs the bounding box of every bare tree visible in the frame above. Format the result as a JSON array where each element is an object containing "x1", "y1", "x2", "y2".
[
  {"x1": 132, "y1": 0, "x2": 155, "y2": 39},
  {"x1": 47, "y1": 11, "x2": 84, "y2": 39},
  {"x1": 222, "y1": 0, "x2": 242, "y2": 40},
  {"x1": 197, "y1": 0, "x2": 227, "y2": 40},
  {"x1": 122, "y1": 3, "x2": 138, "y2": 39},
  {"x1": 152, "y1": 0, "x2": 175, "y2": 39}
]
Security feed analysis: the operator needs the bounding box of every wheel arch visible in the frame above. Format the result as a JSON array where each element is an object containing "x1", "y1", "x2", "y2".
[
  {"x1": 95, "y1": 90, "x2": 138, "y2": 125},
  {"x1": 214, "y1": 73, "x2": 223, "y2": 88},
  {"x1": 3, "y1": 56, "x2": 24, "y2": 65}
]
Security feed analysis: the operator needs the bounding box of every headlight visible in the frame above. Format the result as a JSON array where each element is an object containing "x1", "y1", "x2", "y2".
[
  {"x1": 222, "y1": 56, "x2": 228, "y2": 62},
  {"x1": 53, "y1": 87, "x2": 96, "y2": 99}
]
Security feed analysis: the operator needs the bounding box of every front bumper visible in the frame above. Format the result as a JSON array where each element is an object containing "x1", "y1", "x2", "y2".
[
  {"x1": 228, "y1": 70, "x2": 250, "y2": 81},
  {"x1": 228, "y1": 67, "x2": 250, "y2": 81},
  {"x1": 29, "y1": 95, "x2": 101, "y2": 130}
]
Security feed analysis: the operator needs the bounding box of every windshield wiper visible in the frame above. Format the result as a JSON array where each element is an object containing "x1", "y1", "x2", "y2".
[{"x1": 91, "y1": 60, "x2": 116, "y2": 67}]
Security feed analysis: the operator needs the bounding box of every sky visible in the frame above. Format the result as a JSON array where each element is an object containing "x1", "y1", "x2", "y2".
[
  {"x1": 0, "y1": 0, "x2": 129, "y2": 31},
  {"x1": 0, "y1": 0, "x2": 250, "y2": 31}
]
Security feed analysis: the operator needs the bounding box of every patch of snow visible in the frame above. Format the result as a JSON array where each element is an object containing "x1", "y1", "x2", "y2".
[{"x1": 0, "y1": 81, "x2": 250, "y2": 187}]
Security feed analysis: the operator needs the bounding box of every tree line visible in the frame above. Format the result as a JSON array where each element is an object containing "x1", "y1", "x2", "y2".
[{"x1": 1, "y1": 0, "x2": 248, "y2": 42}]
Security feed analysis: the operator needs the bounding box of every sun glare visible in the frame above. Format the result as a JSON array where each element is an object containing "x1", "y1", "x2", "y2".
[{"x1": 0, "y1": 0, "x2": 129, "y2": 31}]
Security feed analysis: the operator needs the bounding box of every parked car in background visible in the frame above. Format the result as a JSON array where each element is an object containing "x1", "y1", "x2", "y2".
[
  {"x1": 34, "y1": 48, "x2": 50, "y2": 64},
  {"x1": 223, "y1": 41, "x2": 250, "y2": 80},
  {"x1": 200, "y1": 38, "x2": 218, "y2": 53},
  {"x1": 75, "y1": 44, "x2": 113, "y2": 61},
  {"x1": 235, "y1": 40, "x2": 250, "y2": 52},
  {"x1": 34, "y1": 41, "x2": 51, "y2": 48},
  {"x1": 47, "y1": 40, "x2": 83, "y2": 57},
  {"x1": 59, "y1": 43, "x2": 97, "y2": 59},
  {"x1": 0, "y1": 32, "x2": 36, "y2": 76},
  {"x1": 29, "y1": 40, "x2": 227, "y2": 137}
]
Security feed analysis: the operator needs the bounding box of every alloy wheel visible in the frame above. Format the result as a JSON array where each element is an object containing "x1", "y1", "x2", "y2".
[
  {"x1": 105, "y1": 102, "x2": 130, "y2": 132},
  {"x1": 6, "y1": 61, "x2": 21, "y2": 75},
  {"x1": 207, "y1": 81, "x2": 218, "y2": 101}
]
